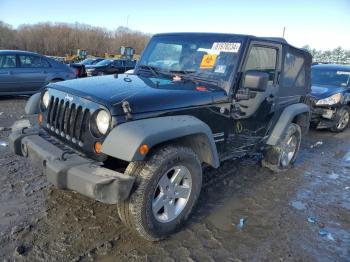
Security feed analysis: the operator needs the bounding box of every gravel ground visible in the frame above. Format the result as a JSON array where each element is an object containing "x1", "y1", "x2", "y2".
[{"x1": 0, "y1": 97, "x2": 349, "y2": 262}]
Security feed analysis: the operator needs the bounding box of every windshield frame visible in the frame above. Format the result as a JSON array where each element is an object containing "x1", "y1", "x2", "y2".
[
  {"x1": 311, "y1": 68, "x2": 350, "y2": 88},
  {"x1": 136, "y1": 34, "x2": 247, "y2": 93}
]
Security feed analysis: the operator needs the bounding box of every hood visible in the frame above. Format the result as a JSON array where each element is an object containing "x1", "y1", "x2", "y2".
[
  {"x1": 48, "y1": 74, "x2": 227, "y2": 116},
  {"x1": 310, "y1": 84, "x2": 344, "y2": 99}
]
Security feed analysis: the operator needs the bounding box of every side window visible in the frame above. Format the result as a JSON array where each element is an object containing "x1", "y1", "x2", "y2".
[
  {"x1": 244, "y1": 46, "x2": 277, "y2": 84},
  {"x1": 125, "y1": 60, "x2": 135, "y2": 67},
  {"x1": 19, "y1": 55, "x2": 50, "y2": 68},
  {"x1": 0, "y1": 55, "x2": 17, "y2": 68},
  {"x1": 283, "y1": 51, "x2": 305, "y2": 88},
  {"x1": 113, "y1": 60, "x2": 123, "y2": 67}
]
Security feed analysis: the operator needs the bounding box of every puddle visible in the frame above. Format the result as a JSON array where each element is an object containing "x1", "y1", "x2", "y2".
[
  {"x1": 343, "y1": 151, "x2": 350, "y2": 162},
  {"x1": 328, "y1": 172, "x2": 339, "y2": 180},
  {"x1": 0, "y1": 139, "x2": 8, "y2": 147},
  {"x1": 291, "y1": 201, "x2": 306, "y2": 210}
]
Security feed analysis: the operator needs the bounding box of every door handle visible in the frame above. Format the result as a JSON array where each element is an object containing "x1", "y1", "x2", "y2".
[{"x1": 42, "y1": 71, "x2": 48, "y2": 74}]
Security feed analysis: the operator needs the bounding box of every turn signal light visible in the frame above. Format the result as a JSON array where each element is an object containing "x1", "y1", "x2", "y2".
[
  {"x1": 37, "y1": 113, "x2": 43, "y2": 125},
  {"x1": 196, "y1": 86, "x2": 207, "y2": 91},
  {"x1": 139, "y1": 144, "x2": 149, "y2": 155},
  {"x1": 94, "y1": 141, "x2": 102, "y2": 154}
]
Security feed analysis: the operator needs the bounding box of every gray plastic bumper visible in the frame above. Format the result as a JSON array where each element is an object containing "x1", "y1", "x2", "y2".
[{"x1": 9, "y1": 130, "x2": 135, "y2": 204}]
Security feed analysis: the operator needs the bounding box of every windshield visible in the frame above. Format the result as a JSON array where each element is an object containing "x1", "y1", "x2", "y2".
[
  {"x1": 96, "y1": 59, "x2": 112, "y2": 66},
  {"x1": 137, "y1": 34, "x2": 243, "y2": 83},
  {"x1": 312, "y1": 68, "x2": 350, "y2": 88},
  {"x1": 80, "y1": 58, "x2": 94, "y2": 65}
]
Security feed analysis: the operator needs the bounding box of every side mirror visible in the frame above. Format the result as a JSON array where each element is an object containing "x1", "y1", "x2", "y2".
[{"x1": 243, "y1": 70, "x2": 269, "y2": 92}]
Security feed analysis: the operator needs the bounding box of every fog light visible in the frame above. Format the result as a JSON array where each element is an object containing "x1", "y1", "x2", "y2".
[
  {"x1": 322, "y1": 109, "x2": 334, "y2": 119},
  {"x1": 139, "y1": 144, "x2": 149, "y2": 155},
  {"x1": 94, "y1": 141, "x2": 102, "y2": 154}
]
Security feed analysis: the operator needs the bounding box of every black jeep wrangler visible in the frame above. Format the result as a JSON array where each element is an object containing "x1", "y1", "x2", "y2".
[{"x1": 9, "y1": 33, "x2": 312, "y2": 241}]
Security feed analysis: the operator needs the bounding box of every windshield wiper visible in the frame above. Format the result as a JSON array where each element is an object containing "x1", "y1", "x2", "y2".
[
  {"x1": 137, "y1": 65, "x2": 160, "y2": 77},
  {"x1": 169, "y1": 70, "x2": 196, "y2": 75}
]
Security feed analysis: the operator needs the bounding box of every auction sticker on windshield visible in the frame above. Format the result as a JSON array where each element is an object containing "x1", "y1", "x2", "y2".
[
  {"x1": 200, "y1": 54, "x2": 218, "y2": 69},
  {"x1": 211, "y1": 42, "x2": 241, "y2": 53}
]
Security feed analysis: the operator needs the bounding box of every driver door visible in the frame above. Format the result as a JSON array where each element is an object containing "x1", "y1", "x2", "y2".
[{"x1": 223, "y1": 41, "x2": 282, "y2": 159}]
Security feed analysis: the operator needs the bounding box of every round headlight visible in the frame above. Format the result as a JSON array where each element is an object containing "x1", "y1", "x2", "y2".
[
  {"x1": 96, "y1": 110, "x2": 110, "y2": 135},
  {"x1": 42, "y1": 91, "x2": 50, "y2": 108}
]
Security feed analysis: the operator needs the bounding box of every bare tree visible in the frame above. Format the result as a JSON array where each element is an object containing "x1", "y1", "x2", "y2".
[{"x1": 0, "y1": 21, "x2": 151, "y2": 57}]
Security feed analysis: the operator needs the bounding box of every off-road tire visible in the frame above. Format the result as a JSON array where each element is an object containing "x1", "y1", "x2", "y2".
[
  {"x1": 330, "y1": 105, "x2": 350, "y2": 133},
  {"x1": 117, "y1": 145, "x2": 202, "y2": 241},
  {"x1": 262, "y1": 123, "x2": 302, "y2": 172}
]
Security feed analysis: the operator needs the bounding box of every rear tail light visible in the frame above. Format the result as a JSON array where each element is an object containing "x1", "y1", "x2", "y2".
[{"x1": 75, "y1": 68, "x2": 81, "y2": 77}]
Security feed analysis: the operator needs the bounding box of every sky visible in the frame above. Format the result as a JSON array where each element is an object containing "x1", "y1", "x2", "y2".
[{"x1": 0, "y1": 0, "x2": 349, "y2": 50}]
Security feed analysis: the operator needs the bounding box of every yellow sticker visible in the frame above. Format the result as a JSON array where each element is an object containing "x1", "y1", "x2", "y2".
[{"x1": 200, "y1": 54, "x2": 218, "y2": 69}]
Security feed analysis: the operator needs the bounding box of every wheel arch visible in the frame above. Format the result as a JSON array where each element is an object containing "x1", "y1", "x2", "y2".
[
  {"x1": 266, "y1": 103, "x2": 310, "y2": 146},
  {"x1": 101, "y1": 115, "x2": 220, "y2": 168}
]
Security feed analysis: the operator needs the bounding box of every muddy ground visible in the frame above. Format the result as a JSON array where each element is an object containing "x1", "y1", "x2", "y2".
[{"x1": 0, "y1": 97, "x2": 349, "y2": 262}]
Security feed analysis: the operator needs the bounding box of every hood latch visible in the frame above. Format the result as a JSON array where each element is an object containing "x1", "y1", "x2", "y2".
[{"x1": 122, "y1": 101, "x2": 133, "y2": 120}]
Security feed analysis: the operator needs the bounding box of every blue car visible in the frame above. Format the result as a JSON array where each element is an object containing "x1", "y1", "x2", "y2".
[
  {"x1": 310, "y1": 64, "x2": 350, "y2": 132},
  {"x1": 0, "y1": 50, "x2": 76, "y2": 95}
]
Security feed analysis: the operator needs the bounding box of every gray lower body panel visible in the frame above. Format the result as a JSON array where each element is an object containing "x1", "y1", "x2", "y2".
[{"x1": 9, "y1": 129, "x2": 135, "y2": 204}]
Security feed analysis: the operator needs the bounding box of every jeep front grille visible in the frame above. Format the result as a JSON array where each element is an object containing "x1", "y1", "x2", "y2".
[{"x1": 46, "y1": 96, "x2": 90, "y2": 146}]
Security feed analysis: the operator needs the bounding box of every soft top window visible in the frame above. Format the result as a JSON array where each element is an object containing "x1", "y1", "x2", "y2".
[{"x1": 283, "y1": 50, "x2": 305, "y2": 88}]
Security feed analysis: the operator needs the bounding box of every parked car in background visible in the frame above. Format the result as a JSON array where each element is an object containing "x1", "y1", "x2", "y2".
[
  {"x1": 68, "y1": 58, "x2": 105, "y2": 78},
  {"x1": 85, "y1": 59, "x2": 136, "y2": 76},
  {"x1": 69, "y1": 63, "x2": 87, "y2": 78},
  {"x1": 310, "y1": 64, "x2": 350, "y2": 132},
  {"x1": 78, "y1": 57, "x2": 105, "y2": 66},
  {"x1": 0, "y1": 50, "x2": 76, "y2": 95}
]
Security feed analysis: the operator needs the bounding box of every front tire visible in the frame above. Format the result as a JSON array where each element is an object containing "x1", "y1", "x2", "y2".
[
  {"x1": 262, "y1": 123, "x2": 302, "y2": 172},
  {"x1": 117, "y1": 145, "x2": 202, "y2": 241},
  {"x1": 330, "y1": 106, "x2": 350, "y2": 132}
]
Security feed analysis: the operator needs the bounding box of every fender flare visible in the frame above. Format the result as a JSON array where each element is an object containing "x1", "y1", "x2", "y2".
[
  {"x1": 101, "y1": 115, "x2": 220, "y2": 168},
  {"x1": 267, "y1": 103, "x2": 310, "y2": 145},
  {"x1": 25, "y1": 92, "x2": 41, "y2": 115}
]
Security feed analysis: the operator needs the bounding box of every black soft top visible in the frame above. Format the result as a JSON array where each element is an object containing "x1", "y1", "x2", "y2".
[{"x1": 154, "y1": 32, "x2": 296, "y2": 48}]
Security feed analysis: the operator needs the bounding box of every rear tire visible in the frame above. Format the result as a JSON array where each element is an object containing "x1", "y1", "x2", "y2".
[
  {"x1": 117, "y1": 145, "x2": 202, "y2": 241},
  {"x1": 262, "y1": 123, "x2": 302, "y2": 172},
  {"x1": 330, "y1": 106, "x2": 350, "y2": 132}
]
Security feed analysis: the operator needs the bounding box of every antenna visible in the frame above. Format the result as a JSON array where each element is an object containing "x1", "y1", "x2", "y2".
[
  {"x1": 126, "y1": 14, "x2": 130, "y2": 28},
  {"x1": 282, "y1": 27, "x2": 286, "y2": 38}
]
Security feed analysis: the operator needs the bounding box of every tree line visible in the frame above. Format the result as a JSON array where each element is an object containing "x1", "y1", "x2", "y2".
[
  {"x1": 303, "y1": 45, "x2": 350, "y2": 64},
  {"x1": 0, "y1": 21, "x2": 151, "y2": 57}
]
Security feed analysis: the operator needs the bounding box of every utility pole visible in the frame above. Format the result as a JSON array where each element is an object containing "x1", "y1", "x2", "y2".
[{"x1": 282, "y1": 27, "x2": 286, "y2": 38}]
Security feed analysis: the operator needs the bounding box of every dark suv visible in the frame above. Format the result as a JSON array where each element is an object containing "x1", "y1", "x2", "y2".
[
  {"x1": 310, "y1": 64, "x2": 350, "y2": 132},
  {"x1": 10, "y1": 33, "x2": 312, "y2": 241}
]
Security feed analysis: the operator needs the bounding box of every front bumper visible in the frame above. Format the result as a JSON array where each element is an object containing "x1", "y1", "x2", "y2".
[
  {"x1": 311, "y1": 106, "x2": 339, "y2": 129},
  {"x1": 9, "y1": 127, "x2": 135, "y2": 204}
]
